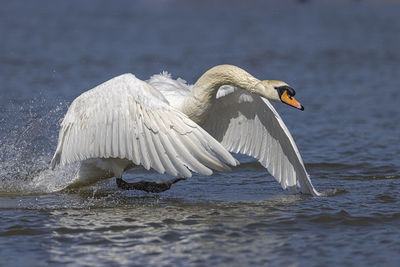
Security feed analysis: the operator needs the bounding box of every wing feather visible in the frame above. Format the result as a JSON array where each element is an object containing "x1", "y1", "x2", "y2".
[
  {"x1": 129, "y1": 102, "x2": 140, "y2": 165},
  {"x1": 118, "y1": 110, "x2": 126, "y2": 159},
  {"x1": 143, "y1": 115, "x2": 164, "y2": 173},
  {"x1": 51, "y1": 74, "x2": 238, "y2": 178},
  {"x1": 202, "y1": 87, "x2": 320, "y2": 196},
  {"x1": 150, "y1": 129, "x2": 177, "y2": 175}
]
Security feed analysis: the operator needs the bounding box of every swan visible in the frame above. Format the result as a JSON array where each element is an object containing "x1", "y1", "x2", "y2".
[{"x1": 51, "y1": 65, "x2": 320, "y2": 196}]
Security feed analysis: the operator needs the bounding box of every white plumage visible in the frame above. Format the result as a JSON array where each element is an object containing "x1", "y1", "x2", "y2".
[
  {"x1": 52, "y1": 65, "x2": 320, "y2": 196},
  {"x1": 51, "y1": 73, "x2": 237, "y2": 187}
]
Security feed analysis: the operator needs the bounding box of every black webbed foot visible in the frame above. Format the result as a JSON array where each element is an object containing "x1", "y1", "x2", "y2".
[{"x1": 116, "y1": 177, "x2": 187, "y2": 193}]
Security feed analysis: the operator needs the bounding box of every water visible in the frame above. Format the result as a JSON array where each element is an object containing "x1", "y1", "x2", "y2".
[{"x1": 1, "y1": 0, "x2": 400, "y2": 265}]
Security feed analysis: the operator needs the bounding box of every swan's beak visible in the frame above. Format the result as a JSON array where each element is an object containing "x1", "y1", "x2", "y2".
[{"x1": 280, "y1": 90, "x2": 304, "y2": 111}]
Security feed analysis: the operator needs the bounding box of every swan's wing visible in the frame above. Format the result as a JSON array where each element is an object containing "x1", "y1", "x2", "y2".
[
  {"x1": 202, "y1": 86, "x2": 320, "y2": 196},
  {"x1": 51, "y1": 74, "x2": 237, "y2": 178}
]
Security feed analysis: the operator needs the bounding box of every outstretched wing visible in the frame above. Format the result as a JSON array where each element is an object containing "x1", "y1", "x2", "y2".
[
  {"x1": 51, "y1": 74, "x2": 238, "y2": 178},
  {"x1": 202, "y1": 86, "x2": 321, "y2": 196}
]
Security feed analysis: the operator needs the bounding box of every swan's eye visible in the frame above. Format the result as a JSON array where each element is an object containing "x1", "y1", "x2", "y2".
[
  {"x1": 275, "y1": 86, "x2": 296, "y2": 98},
  {"x1": 286, "y1": 87, "x2": 296, "y2": 97}
]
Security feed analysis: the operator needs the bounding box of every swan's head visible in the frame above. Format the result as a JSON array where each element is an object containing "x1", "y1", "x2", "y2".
[{"x1": 254, "y1": 80, "x2": 304, "y2": 111}]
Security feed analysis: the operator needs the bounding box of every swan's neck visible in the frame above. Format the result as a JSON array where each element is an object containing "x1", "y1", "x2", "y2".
[{"x1": 183, "y1": 65, "x2": 261, "y2": 125}]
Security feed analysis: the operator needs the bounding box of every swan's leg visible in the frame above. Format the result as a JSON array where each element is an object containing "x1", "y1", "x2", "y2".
[{"x1": 116, "y1": 177, "x2": 187, "y2": 193}]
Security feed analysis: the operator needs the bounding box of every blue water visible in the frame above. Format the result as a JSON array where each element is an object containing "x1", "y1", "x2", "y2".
[{"x1": 1, "y1": 0, "x2": 400, "y2": 266}]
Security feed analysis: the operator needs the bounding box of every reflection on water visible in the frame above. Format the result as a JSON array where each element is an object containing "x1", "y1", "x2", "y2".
[{"x1": 1, "y1": 0, "x2": 400, "y2": 265}]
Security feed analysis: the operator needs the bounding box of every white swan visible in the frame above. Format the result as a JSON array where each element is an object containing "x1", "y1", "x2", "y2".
[{"x1": 51, "y1": 65, "x2": 320, "y2": 196}]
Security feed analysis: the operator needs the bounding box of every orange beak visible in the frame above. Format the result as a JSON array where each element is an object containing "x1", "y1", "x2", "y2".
[{"x1": 281, "y1": 90, "x2": 304, "y2": 110}]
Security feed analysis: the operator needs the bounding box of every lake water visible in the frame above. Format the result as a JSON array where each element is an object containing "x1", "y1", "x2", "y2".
[{"x1": 1, "y1": 0, "x2": 399, "y2": 266}]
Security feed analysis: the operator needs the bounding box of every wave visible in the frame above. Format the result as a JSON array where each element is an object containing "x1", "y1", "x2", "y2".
[{"x1": 298, "y1": 210, "x2": 400, "y2": 226}]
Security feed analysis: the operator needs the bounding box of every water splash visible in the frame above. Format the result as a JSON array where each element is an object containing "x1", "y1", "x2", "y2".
[{"x1": 0, "y1": 98, "x2": 78, "y2": 194}]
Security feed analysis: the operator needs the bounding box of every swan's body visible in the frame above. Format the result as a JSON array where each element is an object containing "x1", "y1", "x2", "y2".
[{"x1": 51, "y1": 65, "x2": 320, "y2": 196}]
